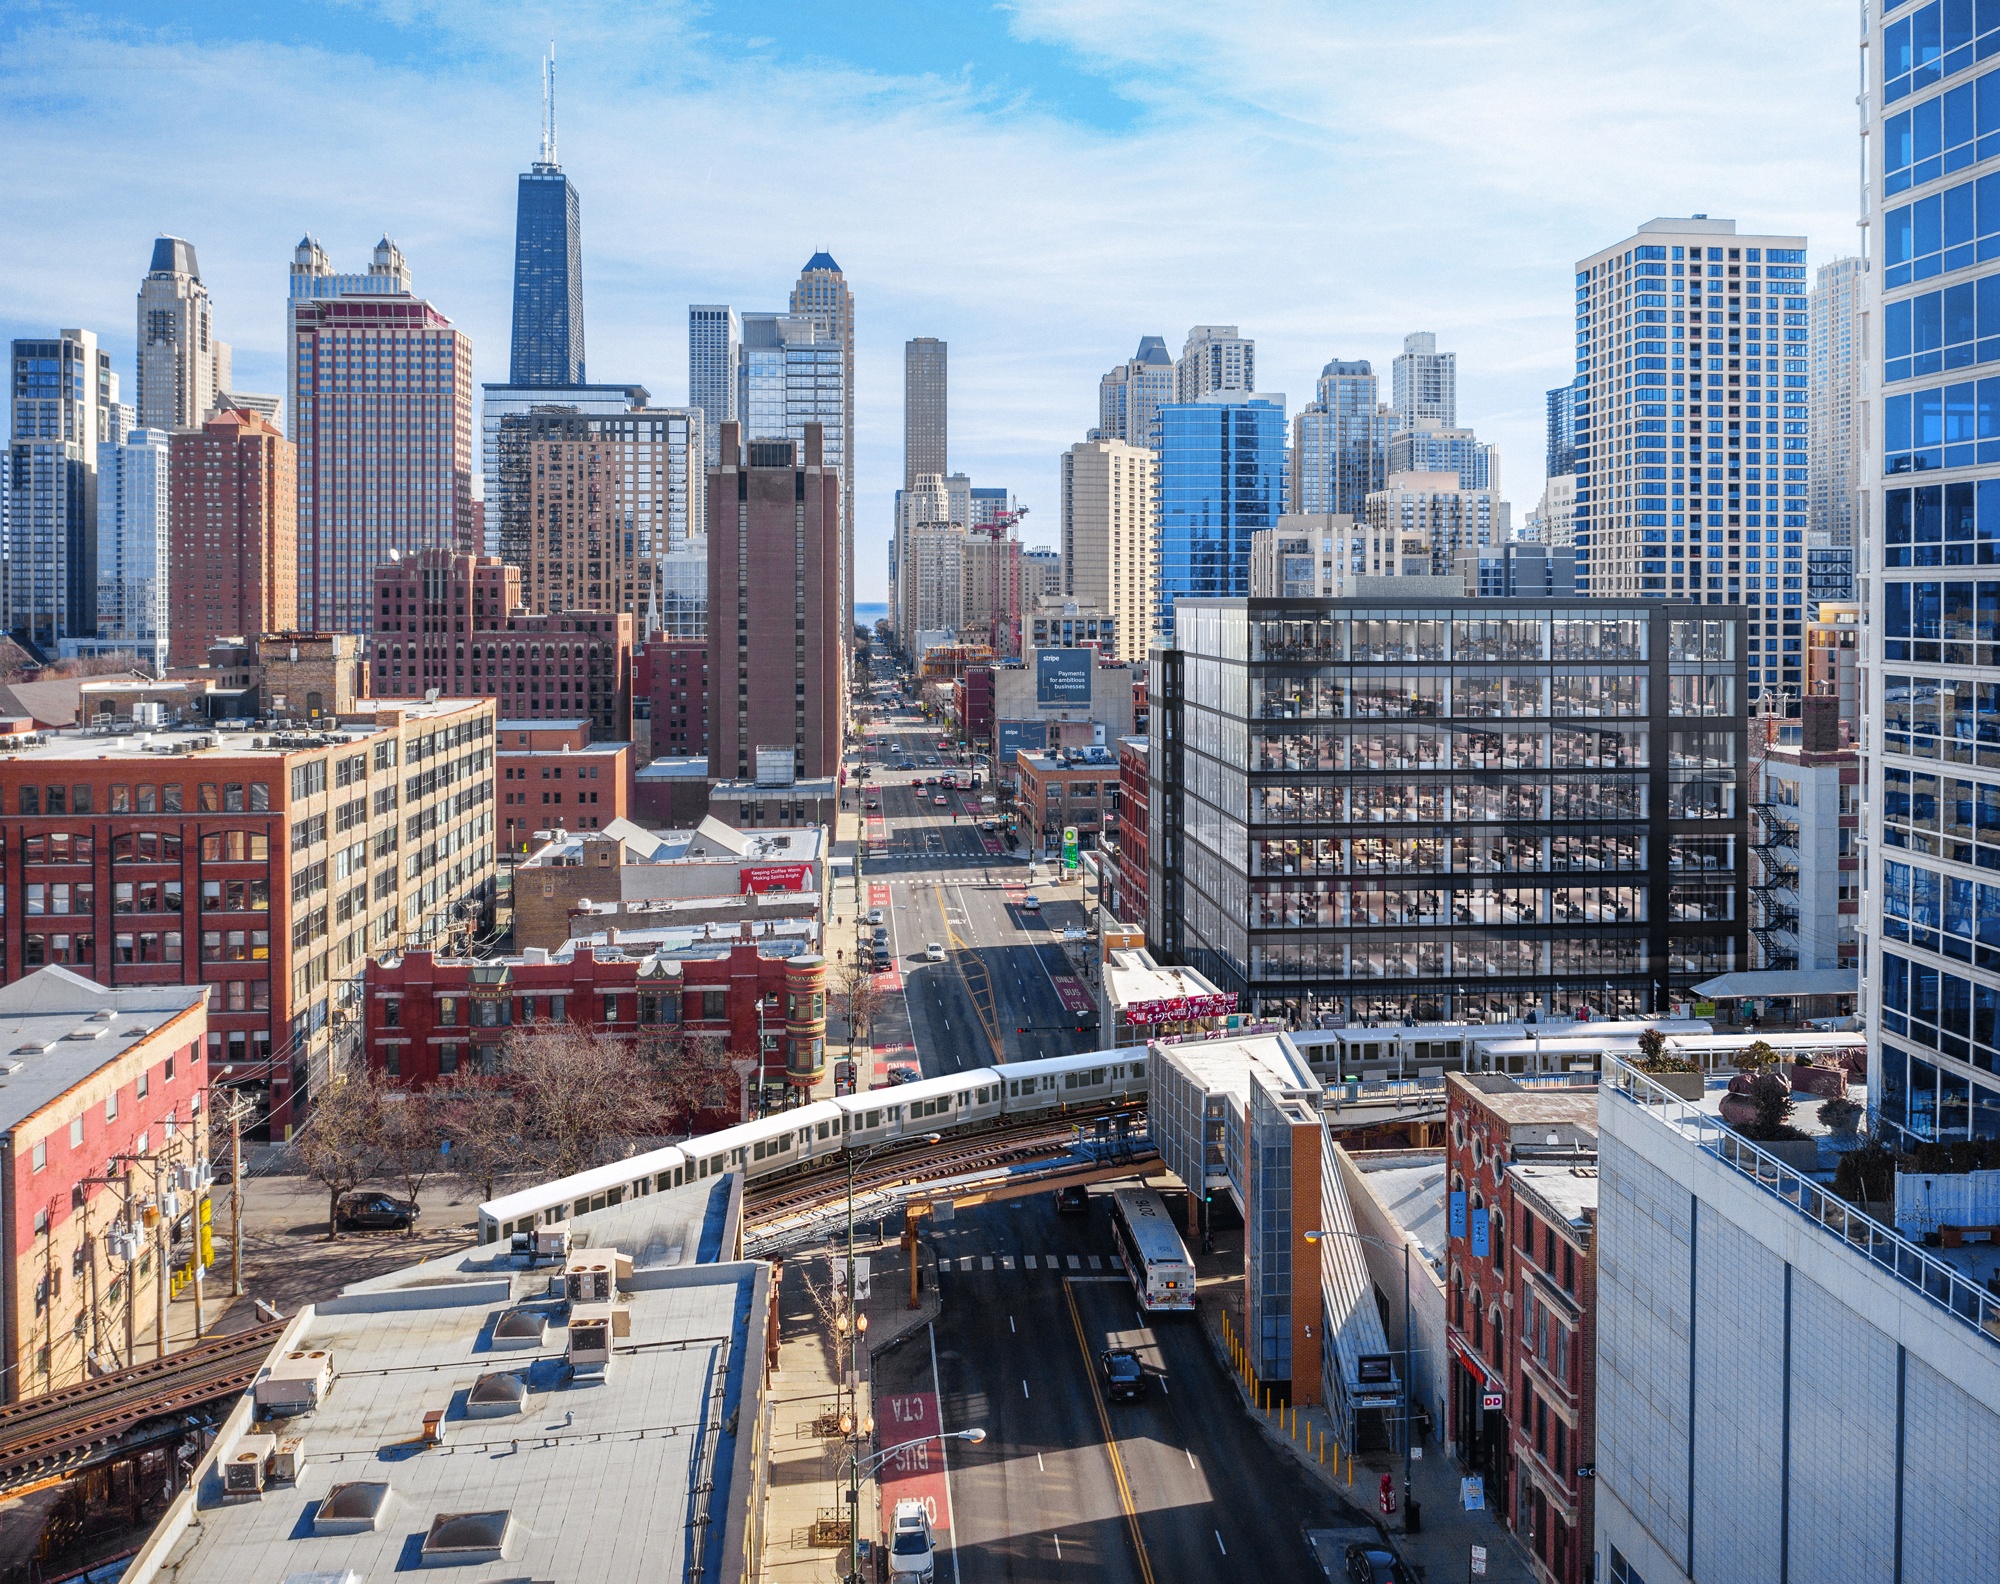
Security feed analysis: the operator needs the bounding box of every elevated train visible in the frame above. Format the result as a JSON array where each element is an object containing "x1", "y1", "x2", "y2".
[{"x1": 477, "y1": 1050, "x2": 1149, "y2": 1244}]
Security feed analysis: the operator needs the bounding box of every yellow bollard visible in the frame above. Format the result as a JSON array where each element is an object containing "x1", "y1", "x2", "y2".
[{"x1": 1318, "y1": 1428, "x2": 1325, "y2": 1466}]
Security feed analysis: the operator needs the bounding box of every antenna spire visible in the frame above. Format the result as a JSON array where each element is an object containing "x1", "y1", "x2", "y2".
[{"x1": 538, "y1": 45, "x2": 558, "y2": 167}]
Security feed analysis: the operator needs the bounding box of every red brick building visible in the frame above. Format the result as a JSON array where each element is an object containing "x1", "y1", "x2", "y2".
[
  {"x1": 707, "y1": 424, "x2": 842, "y2": 783},
  {"x1": 0, "y1": 970, "x2": 209, "y2": 1402},
  {"x1": 0, "y1": 698, "x2": 497, "y2": 1135},
  {"x1": 643, "y1": 638, "x2": 709, "y2": 761},
  {"x1": 168, "y1": 409, "x2": 297, "y2": 668},
  {"x1": 953, "y1": 665, "x2": 994, "y2": 748},
  {"x1": 371, "y1": 550, "x2": 635, "y2": 742},
  {"x1": 1110, "y1": 734, "x2": 1149, "y2": 926},
  {"x1": 497, "y1": 719, "x2": 631, "y2": 851},
  {"x1": 1444, "y1": 1073, "x2": 1598, "y2": 1584},
  {"x1": 364, "y1": 926, "x2": 828, "y2": 1104}
]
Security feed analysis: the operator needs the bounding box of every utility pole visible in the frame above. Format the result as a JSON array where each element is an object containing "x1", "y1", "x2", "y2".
[
  {"x1": 151, "y1": 1154, "x2": 169, "y2": 1360},
  {"x1": 228, "y1": 1091, "x2": 246, "y2": 1297},
  {"x1": 123, "y1": 1164, "x2": 138, "y2": 1367}
]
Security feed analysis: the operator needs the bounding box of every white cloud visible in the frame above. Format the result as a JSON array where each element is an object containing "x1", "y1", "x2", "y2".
[{"x1": 2, "y1": 1, "x2": 1860, "y2": 597}]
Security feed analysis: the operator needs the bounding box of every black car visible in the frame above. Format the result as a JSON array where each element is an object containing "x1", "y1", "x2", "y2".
[
  {"x1": 1099, "y1": 1348, "x2": 1146, "y2": 1401},
  {"x1": 337, "y1": 1192, "x2": 420, "y2": 1232},
  {"x1": 1344, "y1": 1542, "x2": 1417, "y2": 1584},
  {"x1": 1055, "y1": 1184, "x2": 1090, "y2": 1216}
]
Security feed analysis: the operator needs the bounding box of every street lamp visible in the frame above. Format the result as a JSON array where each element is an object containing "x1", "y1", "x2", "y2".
[{"x1": 1305, "y1": 1225, "x2": 1416, "y2": 1526}]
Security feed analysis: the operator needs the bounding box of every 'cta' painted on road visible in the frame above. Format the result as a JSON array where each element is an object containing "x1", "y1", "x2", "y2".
[{"x1": 876, "y1": 1388, "x2": 953, "y2": 1537}]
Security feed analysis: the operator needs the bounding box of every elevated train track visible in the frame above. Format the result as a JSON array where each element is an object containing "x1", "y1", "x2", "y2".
[{"x1": 0, "y1": 1320, "x2": 287, "y2": 1496}]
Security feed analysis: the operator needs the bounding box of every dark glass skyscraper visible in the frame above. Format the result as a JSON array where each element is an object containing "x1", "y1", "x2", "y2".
[
  {"x1": 1153, "y1": 394, "x2": 1287, "y2": 640},
  {"x1": 510, "y1": 69, "x2": 584, "y2": 389}
]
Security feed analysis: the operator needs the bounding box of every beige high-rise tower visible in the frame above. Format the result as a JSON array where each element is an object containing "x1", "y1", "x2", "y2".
[
  {"x1": 791, "y1": 254, "x2": 854, "y2": 704},
  {"x1": 1060, "y1": 438, "x2": 1155, "y2": 664},
  {"x1": 136, "y1": 237, "x2": 231, "y2": 431}
]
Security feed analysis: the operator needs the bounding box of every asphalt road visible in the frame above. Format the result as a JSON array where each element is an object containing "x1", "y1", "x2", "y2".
[
  {"x1": 849, "y1": 706, "x2": 1097, "y2": 1078},
  {"x1": 875, "y1": 1193, "x2": 1352, "y2": 1584}
]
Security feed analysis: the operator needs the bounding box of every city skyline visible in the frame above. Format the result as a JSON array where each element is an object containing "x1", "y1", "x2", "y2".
[{"x1": 0, "y1": 3, "x2": 1857, "y2": 603}]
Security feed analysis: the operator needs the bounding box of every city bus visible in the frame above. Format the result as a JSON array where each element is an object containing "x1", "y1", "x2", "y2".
[{"x1": 1110, "y1": 1186, "x2": 1197, "y2": 1313}]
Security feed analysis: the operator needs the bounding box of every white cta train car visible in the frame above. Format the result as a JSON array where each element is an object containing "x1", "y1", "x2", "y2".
[{"x1": 476, "y1": 1049, "x2": 1148, "y2": 1245}]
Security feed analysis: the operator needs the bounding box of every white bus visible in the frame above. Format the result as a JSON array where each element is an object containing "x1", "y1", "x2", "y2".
[{"x1": 1110, "y1": 1186, "x2": 1197, "y2": 1313}]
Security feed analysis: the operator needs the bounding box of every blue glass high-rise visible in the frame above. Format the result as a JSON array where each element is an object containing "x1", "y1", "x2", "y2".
[
  {"x1": 510, "y1": 160, "x2": 584, "y2": 386},
  {"x1": 1152, "y1": 394, "x2": 1286, "y2": 639}
]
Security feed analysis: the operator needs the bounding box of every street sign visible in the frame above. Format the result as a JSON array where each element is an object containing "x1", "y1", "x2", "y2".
[{"x1": 1471, "y1": 1544, "x2": 1488, "y2": 1576}]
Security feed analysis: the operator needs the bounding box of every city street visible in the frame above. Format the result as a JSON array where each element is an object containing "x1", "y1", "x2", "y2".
[
  {"x1": 874, "y1": 1191, "x2": 1355, "y2": 1584},
  {"x1": 848, "y1": 701, "x2": 1099, "y2": 1081}
]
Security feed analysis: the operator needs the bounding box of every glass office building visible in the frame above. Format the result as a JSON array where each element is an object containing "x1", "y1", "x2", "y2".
[
  {"x1": 1149, "y1": 597, "x2": 1748, "y2": 1025},
  {"x1": 1869, "y1": 2, "x2": 2000, "y2": 1145},
  {"x1": 1292, "y1": 361, "x2": 1394, "y2": 520},
  {"x1": 1152, "y1": 394, "x2": 1286, "y2": 641},
  {"x1": 510, "y1": 162, "x2": 585, "y2": 387}
]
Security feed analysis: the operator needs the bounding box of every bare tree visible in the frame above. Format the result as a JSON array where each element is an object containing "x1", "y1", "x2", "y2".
[
  {"x1": 288, "y1": 1068, "x2": 385, "y2": 1239},
  {"x1": 837, "y1": 958, "x2": 882, "y2": 1061},
  {"x1": 639, "y1": 1025, "x2": 733, "y2": 1136},
  {"x1": 377, "y1": 1087, "x2": 446, "y2": 1231},
  {"x1": 503, "y1": 1022, "x2": 672, "y2": 1179},
  {"x1": 433, "y1": 1072, "x2": 521, "y2": 1207}
]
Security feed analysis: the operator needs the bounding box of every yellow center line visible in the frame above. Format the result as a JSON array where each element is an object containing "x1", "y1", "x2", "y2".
[
  {"x1": 1064, "y1": 1276, "x2": 1156, "y2": 1584},
  {"x1": 933, "y1": 881, "x2": 1005, "y2": 1063}
]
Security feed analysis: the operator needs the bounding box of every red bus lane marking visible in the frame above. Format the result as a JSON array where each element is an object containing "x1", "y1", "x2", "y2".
[
  {"x1": 1051, "y1": 976, "x2": 1094, "y2": 1014},
  {"x1": 877, "y1": 1389, "x2": 952, "y2": 1538}
]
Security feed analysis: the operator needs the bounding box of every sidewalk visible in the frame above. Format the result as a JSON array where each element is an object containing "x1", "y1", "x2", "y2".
[
  {"x1": 1192, "y1": 1224, "x2": 1535, "y2": 1584},
  {"x1": 760, "y1": 1226, "x2": 942, "y2": 1584}
]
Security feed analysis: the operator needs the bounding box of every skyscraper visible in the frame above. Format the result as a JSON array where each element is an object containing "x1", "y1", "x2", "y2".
[
  {"x1": 509, "y1": 54, "x2": 585, "y2": 387},
  {"x1": 1809, "y1": 255, "x2": 1866, "y2": 549},
  {"x1": 1152, "y1": 393, "x2": 1286, "y2": 640},
  {"x1": 1365, "y1": 469, "x2": 1496, "y2": 577},
  {"x1": 904, "y1": 337, "x2": 947, "y2": 488},
  {"x1": 707, "y1": 422, "x2": 842, "y2": 781},
  {"x1": 790, "y1": 253, "x2": 855, "y2": 644},
  {"x1": 96, "y1": 425, "x2": 172, "y2": 669},
  {"x1": 1863, "y1": 12, "x2": 2000, "y2": 1178},
  {"x1": 499, "y1": 405, "x2": 700, "y2": 631},
  {"x1": 1386, "y1": 421, "x2": 1496, "y2": 494},
  {"x1": 481, "y1": 381, "x2": 681, "y2": 565},
  {"x1": 1098, "y1": 336, "x2": 1176, "y2": 446},
  {"x1": 1175, "y1": 325, "x2": 1255, "y2": 403},
  {"x1": 1061, "y1": 438, "x2": 1155, "y2": 664},
  {"x1": 167, "y1": 409, "x2": 297, "y2": 667},
  {"x1": 1572, "y1": 217, "x2": 1808, "y2": 639},
  {"x1": 1545, "y1": 383, "x2": 1578, "y2": 478},
  {"x1": 136, "y1": 237, "x2": 231, "y2": 432},
  {"x1": 8, "y1": 328, "x2": 115, "y2": 651},
  {"x1": 1290, "y1": 360, "x2": 1395, "y2": 519},
  {"x1": 288, "y1": 238, "x2": 473, "y2": 635},
  {"x1": 688, "y1": 306, "x2": 740, "y2": 466},
  {"x1": 1391, "y1": 332, "x2": 1456, "y2": 428}
]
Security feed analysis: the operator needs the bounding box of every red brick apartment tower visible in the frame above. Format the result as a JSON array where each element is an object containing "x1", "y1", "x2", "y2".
[
  {"x1": 706, "y1": 423, "x2": 842, "y2": 782},
  {"x1": 168, "y1": 410, "x2": 297, "y2": 667}
]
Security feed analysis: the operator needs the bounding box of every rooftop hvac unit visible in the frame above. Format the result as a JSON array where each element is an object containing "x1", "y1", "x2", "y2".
[
  {"x1": 255, "y1": 1348, "x2": 335, "y2": 1415},
  {"x1": 565, "y1": 1305, "x2": 614, "y2": 1374},
  {"x1": 565, "y1": 1258, "x2": 615, "y2": 1304},
  {"x1": 224, "y1": 1434, "x2": 275, "y2": 1497},
  {"x1": 530, "y1": 1226, "x2": 571, "y2": 1262},
  {"x1": 268, "y1": 1435, "x2": 308, "y2": 1483}
]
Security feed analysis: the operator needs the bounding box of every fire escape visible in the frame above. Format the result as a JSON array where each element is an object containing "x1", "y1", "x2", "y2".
[{"x1": 1750, "y1": 801, "x2": 1801, "y2": 971}]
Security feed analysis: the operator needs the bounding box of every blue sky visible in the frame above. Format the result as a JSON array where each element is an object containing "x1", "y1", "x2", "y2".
[{"x1": 3, "y1": 0, "x2": 1860, "y2": 601}]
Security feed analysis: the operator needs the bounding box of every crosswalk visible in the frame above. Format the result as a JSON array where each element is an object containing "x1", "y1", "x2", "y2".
[{"x1": 948, "y1": 1252, "x2": 1122, "y2": 1274}]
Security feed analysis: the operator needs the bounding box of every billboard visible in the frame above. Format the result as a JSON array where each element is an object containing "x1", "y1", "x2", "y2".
[
  {"x1": 996, "y1": 719, "x2": 1049, "y2": 762},
  {"x1": 740, "y1": 863, "x2": 812, "y2": 894},
  {"x1": 1036, "y1": 647, "x2": 1093, "y2": 707}
]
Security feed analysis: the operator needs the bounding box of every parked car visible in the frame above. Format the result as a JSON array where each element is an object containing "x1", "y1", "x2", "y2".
[
  {"x1": 1055, "y1": 1184, "x2": 1090, "y2": 1216},
  {"x1": 1099, "y1": 1348, "x2": 1147, "y2": 1402},
  {"x1": 337, "y1": 1192, "x2": 419, "y2": 1232},
  {"x1": 889, "y1": 1498, "x2": 935, "y2": 1583},
  {"x1": 1344, "y1": 1542, "x2": 1418, "y2": 1584},
  {"x1": 868, "y1": 908, "x2": 885, "y2": 925}
]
